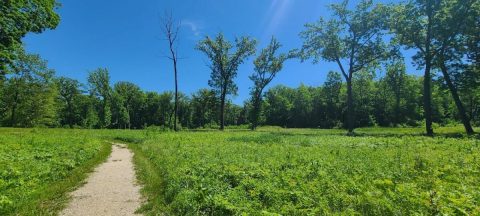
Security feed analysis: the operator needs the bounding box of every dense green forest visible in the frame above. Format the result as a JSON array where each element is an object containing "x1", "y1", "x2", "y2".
[
  {"x1": 1, "y1": 56, "x2": 479, "y2": 130},
  {"x1": 0, "y1": 0, "x2": 479, "y2": 135}
]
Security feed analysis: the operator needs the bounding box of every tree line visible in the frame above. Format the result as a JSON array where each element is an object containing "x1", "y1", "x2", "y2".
[
  {"x1": 0, "y1": 0, "x2": 478, "y2": 135},
  {"x1": 1, "y1": 50, "x2": 478, "y2": 130}
]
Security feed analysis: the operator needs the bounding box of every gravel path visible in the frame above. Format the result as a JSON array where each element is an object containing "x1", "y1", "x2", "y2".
[{"x1": 61, "y1": 144, "x2": 142, "y2": 216}]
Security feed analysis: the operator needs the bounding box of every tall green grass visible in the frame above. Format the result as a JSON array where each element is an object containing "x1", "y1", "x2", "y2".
[
  {"x1": 1, "y1": 126, "x2": 478, "y2": 215},
  {"x1": 0, "y1": 128, "x2": 111, "y2": 215},
  {"x1": 127, "y1": 127, "x2": 480, "y2": 215}
]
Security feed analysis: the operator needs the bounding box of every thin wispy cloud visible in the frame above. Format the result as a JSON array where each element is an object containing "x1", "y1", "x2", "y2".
[
  {"x1": 181, "y1": 20, "x2": 203, "y2": 38},
  {"x1": 262, "y1": 0, "x2": 293, "y2": 40}
]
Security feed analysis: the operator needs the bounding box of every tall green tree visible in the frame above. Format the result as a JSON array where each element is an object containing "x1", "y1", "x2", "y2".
[
  {"x1": 390, "y1": 0, "x2": 435, "y2": 135},
  {"x1": 0, "y1": 0, "x2": 60, "y2": 76},
  {"x1": 300, "y1": 0, "x2": 388, "y2": 134},
  {"x1": 57, "y1": 77, "x2": 82, "y2": 128},
  {"x1": 390, "y1": 0, "x2": 477, "y2": 135},
  {"x1": 1, "y1": 50, "x2": 57, "y2": 127},
  {"x1": 112, "y1": 81, "x2": 144, "y2": 129},
  {"x1": 249, "y1": 37, "x2": 289, "y2": 130},
  {"x1": 197, "y1": 33, "x2": 256, "y2": 130},
  {"x1": 460, "y1": 0, "x2": 480, "y2": 125},
  {"x1": 434, "y1": 0, "x2": 477, "y2": 134},
  {"x1": 87, "y1": 68, "x2": 112, "y2": 128}
]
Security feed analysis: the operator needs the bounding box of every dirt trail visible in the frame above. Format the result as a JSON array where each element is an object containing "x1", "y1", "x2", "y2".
[{"x1": 61, "y1": 144, "x2": 142, "y2": 216}]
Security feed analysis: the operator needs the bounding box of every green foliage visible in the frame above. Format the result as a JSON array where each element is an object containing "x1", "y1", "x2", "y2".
[
  {"x1": 112, "y1": 81, "x2": 144, "y2": 129},
  {"x1": 264, "y1": 85, "x2": 293, "y2": 127},
  {"x1": 0, "y1": 0, "x2": 60, "y2": 74},
  {"x1": 323, "y1": 71, "x2": 343, "y2": 127},
  {"x1": 0, "y1": 55, "x2": 472, "y2": 130},
  {"x1": 300, "y1": 0, "x2": 390, "y2": 133},
  {"x1": 197, "y1": 33, "x2": 257, "y2": 97},
  {"x1": 57, "y1": 77, "x2": 83, "y2": 127},
  {"x1": 389, "y1": 0, "x2": 479, "y2": 135},
  {"x1": 197, "y1": 33, "x2": 256, "y2": 130},
  {"x1": 0, "y1": 128, "x2": 110, "y2": 215},
  {"x1": 128, "y1": 127, "x2": 480, "y2": 215},
  {"x1": 0, "y1": 50, "x2": 57, "y2": 127},
  {"x1": 190, "y1": 89, "x2": 218, "y2": 128},
  {"x1": 249, "y1": 37, "x2": 289, "y2": 130},
  {"x1": 0, "y1": 0, "x2": 479, "y2": 133},
  {"x1": 87, "y1": 68, "x2": 112, "y2": 128}
]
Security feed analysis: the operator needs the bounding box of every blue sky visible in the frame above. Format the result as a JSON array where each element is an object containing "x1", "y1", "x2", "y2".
[{"x1": 23, "y1": 0, "x2": 419, "y2": 105}]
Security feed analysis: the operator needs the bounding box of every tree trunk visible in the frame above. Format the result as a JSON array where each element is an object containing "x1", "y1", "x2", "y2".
[
  {"x1": 424, "y1": 61, "x2": 434, "y2": 136},
  {"x1": 424, "y1": 0, "x2": 434, "y2": 136},
  {"x1": 220, "y1": 87, "x2": 226, "y2": 131},
  {"x1": 251, "y1": 93, "x2": 261, "y2": 131},
  {"x1": 173, "y1": 59, "x2": 178, "y2": 131},
  {"x1": 346, "y1": 76, "x2": 354, "y2": 135},
  {"x1": 439, "y1": 61, "x2": 474, "y2": 134}
]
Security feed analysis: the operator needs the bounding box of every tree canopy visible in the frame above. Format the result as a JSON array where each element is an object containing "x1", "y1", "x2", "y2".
[
  {"x1": 300, "y1": 0, "x2": 389, "y2": 134},
  {"x1": 0, "y1": 0, "x2": 60, "y2": 76},
  {"x1": 249, "y1": 37, "x2": 289, "y2": 130},
  {"x1": 197, "y1": 33, "x2": 256, "y2": 130}
]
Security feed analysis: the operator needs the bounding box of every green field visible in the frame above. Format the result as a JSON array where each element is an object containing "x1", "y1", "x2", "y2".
[
  {"x1": 0, "y1": 128, "x2": 111, "y2": 215},
  {"x1": 1, "y1": 127, "x2": 479, "y2": 215},
  {"x1": 124, "y1": 127, "x2": 480, "y2": 215}
]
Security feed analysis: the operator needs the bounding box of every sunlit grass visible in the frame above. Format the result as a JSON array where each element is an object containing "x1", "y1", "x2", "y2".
[
  {"x1": 126, "y1": 127, "x2": 480, "y2": 215},
  {"x1": 1, "y1": 126, "x2": 478, "y2": 215},
  {"x1": 0, "y1": 128, "x2": 111, "y2": 215}
]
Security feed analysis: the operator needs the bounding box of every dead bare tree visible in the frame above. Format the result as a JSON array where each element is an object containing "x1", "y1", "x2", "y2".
[{"x1": 161, "y1": 12, "x2": 181, "y2": 131}]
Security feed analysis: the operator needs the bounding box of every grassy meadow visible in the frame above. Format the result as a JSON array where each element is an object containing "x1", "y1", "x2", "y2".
[
  {"x1": 124, "y1": 127, "x2": 480, "y2": 215},
  {"x1": 0, "y1": 128, "x2": 111, "y2": 215},
  {"x1": 1, "y1": 126, "x2": 479, "y2": 215}
]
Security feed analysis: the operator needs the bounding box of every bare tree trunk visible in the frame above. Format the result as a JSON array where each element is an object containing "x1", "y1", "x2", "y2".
[
  {"x1": 162, "y1": 12, "x2": 180, "y2": 132},
  {"x1": 346, "y1": 76, "x2": 354, "y2": 135},
  {"x1": 439, "y1": 61, "x2": 474, "y2": 134},
  {"x1": 173, "y1": 59, "x2": 178, "y2": 131}
]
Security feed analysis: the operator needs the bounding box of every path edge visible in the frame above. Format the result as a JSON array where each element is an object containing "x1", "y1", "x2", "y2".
[
  {"x1": 128, "y1": 142, "x2": 168, "y2": 215},
  {"x1": 16, "y1": 141, "x2": 112, "y2": 215}
]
